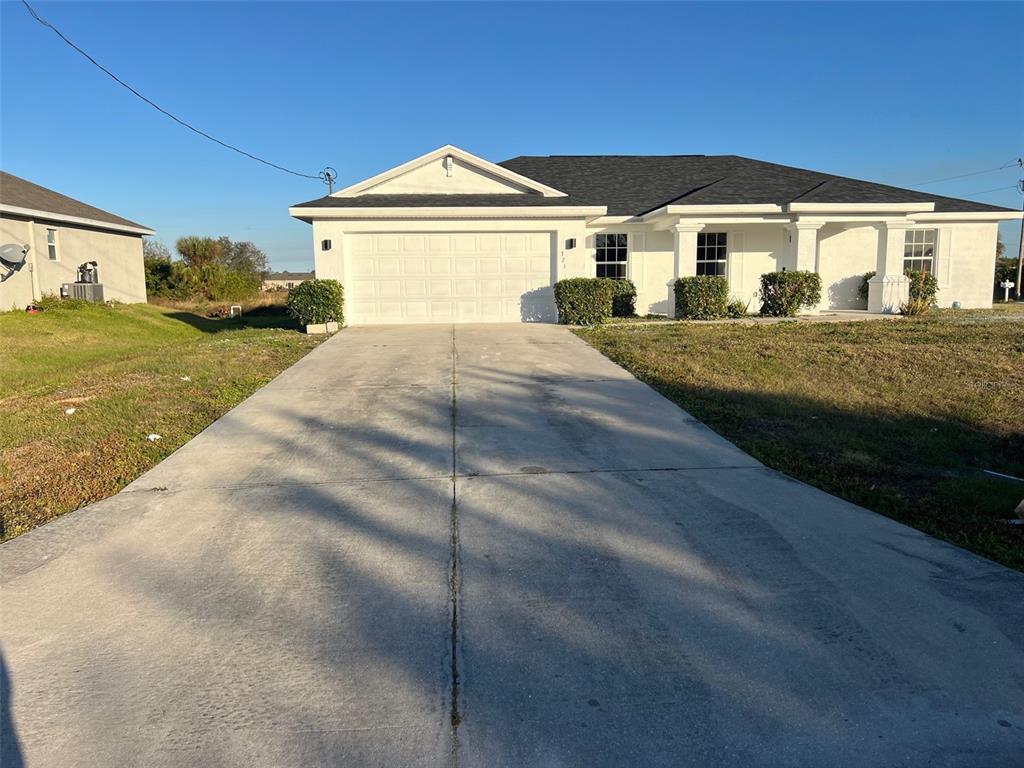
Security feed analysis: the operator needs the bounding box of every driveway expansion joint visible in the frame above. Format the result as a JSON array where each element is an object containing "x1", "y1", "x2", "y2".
[{"x1": 448, "y1": 324, "x2": 463, "y2": 765}]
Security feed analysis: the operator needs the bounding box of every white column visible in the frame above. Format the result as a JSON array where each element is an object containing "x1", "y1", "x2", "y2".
[
  {"x1": 670, "y1": 222, "x2": 704, "y2": 317},
  {"x1": 783, "y1": 221, "x2": 824, "y2": 312},
  {"x1": 785, "y1": 222, "x2": 822, "y2": 272},
  {"x1": 868, "y1": 221, "x2": 911, "y2": 313}
]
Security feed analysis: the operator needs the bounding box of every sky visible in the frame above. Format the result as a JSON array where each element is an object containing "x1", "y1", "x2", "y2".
[{"x1": 2, "y1": 1, "x2": 1022, "y2": 270}]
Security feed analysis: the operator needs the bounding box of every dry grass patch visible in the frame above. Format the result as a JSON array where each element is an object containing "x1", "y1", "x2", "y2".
[{"x1": 0, "y1": 301, "x2": 323, "y2": 539}]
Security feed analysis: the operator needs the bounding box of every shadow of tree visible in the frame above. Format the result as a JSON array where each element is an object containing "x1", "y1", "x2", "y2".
[
  {"x1": 1, "y1": 324, "x2": 1022, "y2": 766},
  {"x1": 0, "y1": 652, "x2": 24, "y2": 768},
  {"x1": 164, "y1": 308, "x2": 301, "y2": 334}
]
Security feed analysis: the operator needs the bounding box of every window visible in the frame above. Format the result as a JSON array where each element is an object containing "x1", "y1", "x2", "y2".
[
  {"x1": 46, "y1": 228, "x2": 58, "y2": 261},
  {"x1": 595, "y1": 233, "x2": 627, "y2": 279},
  {"x1": 904, "y1": 229, "x2": 936, "y2": 273},
  {"x1": 696, "y1": 232, "x2": 727, "y2": 276}
]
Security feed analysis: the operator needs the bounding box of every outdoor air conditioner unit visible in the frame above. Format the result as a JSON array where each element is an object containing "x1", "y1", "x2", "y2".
[{"x1": 62, "y1": 282, "x2": 105, "y2": 302}]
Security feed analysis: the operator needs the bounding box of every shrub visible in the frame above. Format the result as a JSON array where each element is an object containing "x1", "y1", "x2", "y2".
[
  {"x1": 598, "y1": 278, "x2": 637, "y2": 317},
  {"x1": 858, "y1": 271, "x2": 876, "y2": 303},
  {"x1": 553, "y1": 278, "x2": 613, "y2": 325},
  {"x1": 726, "y1": 299, "x2": 748, "y2": 319},
  {"x1": 674, "y1": 276, "x2": 729, "y2": 320},
  {"x1": 287, "y1": 279, "x2": 345, "y2": 326},
  {"x1": 899, "y1": 298, "x2": 932, "y2": 316},
  {"x1": 905, "y1": 269, "x2": 938, "y2": 305},
  {"x1": 759, "y1": 271, "x2": 822, "y2": 317}
]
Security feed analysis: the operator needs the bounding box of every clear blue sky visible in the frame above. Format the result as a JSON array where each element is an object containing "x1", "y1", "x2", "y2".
[{"x1": 2, "y1": 1, "x2": 1021, "y2": 270}]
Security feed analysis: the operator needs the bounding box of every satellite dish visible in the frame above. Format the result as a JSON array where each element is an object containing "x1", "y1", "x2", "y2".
[{"x1": 0, "y1": 243, "x2": 28, "y2": 269}]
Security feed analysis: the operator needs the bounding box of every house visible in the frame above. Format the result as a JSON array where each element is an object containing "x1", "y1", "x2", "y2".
[
  {"x1": 289, "y1": 145, "x2": 1021, "y2": 325},
  {"x1": 0, "y1": 172, "x2": 153, "y2": 310},
  {"x1": 262, "y1": 270, "x2": 314, "y2": 291}
]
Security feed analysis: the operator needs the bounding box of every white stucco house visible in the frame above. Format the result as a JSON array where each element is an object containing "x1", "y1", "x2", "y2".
[
  {"x1": 289, "y1": 145, "x2": 1020, "y2": 324},
  {"x1": 0, "y1": 172, "x2": 153, "y2": 310}
]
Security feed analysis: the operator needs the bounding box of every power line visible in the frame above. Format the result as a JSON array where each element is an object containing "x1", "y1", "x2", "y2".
[
  {"x1": 20, "y1": 0, "x2": 327, "y2": 182},
  {"x1": 955, "y1": 184, "x2": 1019, "y2": 197},
  {"x1": 906, "y1": 161, "x2": 1018, "y2": 188}
]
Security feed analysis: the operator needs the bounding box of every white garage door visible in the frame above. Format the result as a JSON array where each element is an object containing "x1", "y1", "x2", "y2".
[{"x1": 346, "y1": 232, "x2": 555, "y2": 324}]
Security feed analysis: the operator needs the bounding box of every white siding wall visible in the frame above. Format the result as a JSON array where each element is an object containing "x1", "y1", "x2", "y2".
[{"x1": 0, "y1": 215, "x2": 147, "y2": 311}]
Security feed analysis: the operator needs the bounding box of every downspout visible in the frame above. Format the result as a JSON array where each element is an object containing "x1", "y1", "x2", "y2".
[{"x1": 26, "y1": 219, "x2": 41, "y2": 302}]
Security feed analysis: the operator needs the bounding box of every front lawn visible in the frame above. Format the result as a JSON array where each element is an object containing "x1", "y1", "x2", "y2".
[
  {"x1": 576, "y1": 305, "x2": 1024, "y2": 571},
  {"x1": 0, "y1": 301, "x2": 324, "y2": 540}
]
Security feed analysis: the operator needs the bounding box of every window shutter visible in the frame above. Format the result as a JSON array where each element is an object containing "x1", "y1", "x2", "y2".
[
  {"x1": 629, "y1": 231, "x2": 645, "y2": 285},
  {"x1": 728, "y1": 231, "x2": 744, "y2": 290},
  {"x1": 937, "y1": 228, "x2": 952, "y2": 289}
]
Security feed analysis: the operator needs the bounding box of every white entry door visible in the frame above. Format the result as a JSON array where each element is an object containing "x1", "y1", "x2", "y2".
[{"x1": 346, "y1": 232, "x2": 555, "y2": 324}]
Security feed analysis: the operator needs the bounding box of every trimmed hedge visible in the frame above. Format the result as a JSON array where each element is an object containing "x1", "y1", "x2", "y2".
[
  {"x1": 674, "y1": 276, "x2": 729, "y2": 320},
  {"x1": 905, "y1": 269, "x2": 938, "y2": 305},
  {"x1": 759, "y1": 271, "x2": 821, "y2": 317},
  {"x1": 286, "y1": 279, "x2": 345, "y2": 326},
  {"x1": 553, "y1": 278, "x2": 613, "y2": 325},
  {"x1": 598, "y1": 278, "x2": 637, "y2": 317},
  {"x1": 858, "y1": 271, "x2": 876, "y2": 303}
]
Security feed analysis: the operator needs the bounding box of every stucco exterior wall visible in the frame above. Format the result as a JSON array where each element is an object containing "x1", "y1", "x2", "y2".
[
  {"x1": 302, "y1": 215, "x2": 1002, "y2": 321},
  {"x1": 939, "y1": 223, "x2": 999, "y2": 308},
  {"x1": 817, "y1": 224, "x2": 879, "y2": 310},
  {"x1": 0, "y1": 214, "x2": 147, "y2": 311}
]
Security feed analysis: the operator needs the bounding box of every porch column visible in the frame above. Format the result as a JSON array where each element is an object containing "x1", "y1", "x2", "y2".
[
  {"x1": 784, "y1": 221, "x2": 824, "y2": 312},
  {"x1": 670, "y1": 223, "x2": 704, "y2": 317},
  {"x1": 867, "y1": 221, "x2": 911, "y2": 313},
  {"x1": 785, "y1": 221, "x2": 823, "y2": 272}
]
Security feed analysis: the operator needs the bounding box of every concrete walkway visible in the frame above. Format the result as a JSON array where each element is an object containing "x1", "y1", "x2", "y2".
[{"x1": 1, "y1": 324, "x2": 1022, "y2": 767}]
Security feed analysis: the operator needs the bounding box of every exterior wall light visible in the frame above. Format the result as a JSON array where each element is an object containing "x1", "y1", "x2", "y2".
[{"x1": 321, "y1": 239, "x2": 332, "y2": 251}]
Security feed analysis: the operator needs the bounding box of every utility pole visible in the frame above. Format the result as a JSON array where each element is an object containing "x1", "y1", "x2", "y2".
[
  {"x1": 1017, "y1": 160, "x2": 1023, "y2": 301},
  {"x1": 321, "y1": 167, "x2": 337, "y2": 195}
]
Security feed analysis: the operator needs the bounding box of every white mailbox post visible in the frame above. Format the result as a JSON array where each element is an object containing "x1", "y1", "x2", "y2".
[{"x1": 1000, "y1": 280, "x2": 1015, "y2": 303}]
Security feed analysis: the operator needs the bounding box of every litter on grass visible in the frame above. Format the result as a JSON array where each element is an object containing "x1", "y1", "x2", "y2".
[
  {"x1": 180, "y1": 375, "x2": 191, "y2": 381},
  {"x1": 146, "y1": 434, "x2": 162, "y2": 442},
  {"x1": 64, "y1": 407, "x2": 76, "y2": 415}
]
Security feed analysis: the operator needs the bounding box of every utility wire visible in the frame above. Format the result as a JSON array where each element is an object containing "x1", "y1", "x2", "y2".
[
  {"x1": 906, "y1": 161, "x2": 1018, "y2": 188},
  {"x1": 20, "y1": 0, "x2": 325, "y2": 181},
  {"x1": 957, "y1": 184, "x2": 1020, "y2": 197}
]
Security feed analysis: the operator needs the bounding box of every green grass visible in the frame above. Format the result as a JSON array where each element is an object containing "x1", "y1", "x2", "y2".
[
  {"x1": 0, "y1": 301, "x2": 324, "y2": 539},
  {"x1": 576, "y1": 305, "x2": 1024, "y2": 571}
]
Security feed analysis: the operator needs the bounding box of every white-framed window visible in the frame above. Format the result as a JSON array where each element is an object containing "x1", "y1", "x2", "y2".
[
  {"x1": 595, "y1": 233, "x2": 628, "y2": 279},
  {"x1": 696, "y1": 232, "x2": 727, "y2": 276},
  {"x1": 903, "y1": 229, "x2": 937, "y2": 274},
  {"x1": 46, "y1": 228, "x2": 59, "y2": 260}
]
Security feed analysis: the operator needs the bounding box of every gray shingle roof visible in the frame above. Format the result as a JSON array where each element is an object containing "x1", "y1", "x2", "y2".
[
  {"x1": 497, "y1": 155, "x2": 1015, "y2": 215},
  {"x1": 0, "y1": 171, "x2": 151, "y2": 231},
  {"x1": 291, "y1": 155, "x2": 1016, "y2": 216}
]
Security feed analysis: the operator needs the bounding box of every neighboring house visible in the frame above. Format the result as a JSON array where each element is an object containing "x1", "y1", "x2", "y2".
[
  {"x1": 290, "y1": 145, "x2": 1021, "y2": 325},
  {"x1": 262, "y1": 271, "x2": 314, "y2": 291},
  {"x1": 0, "y1": 172, "x2": 153, "y2": 310}
]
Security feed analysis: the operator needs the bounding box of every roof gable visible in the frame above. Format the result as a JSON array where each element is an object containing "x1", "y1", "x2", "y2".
[{"x1": 332, "y1": 145, "x2": 568, "y2": 198}]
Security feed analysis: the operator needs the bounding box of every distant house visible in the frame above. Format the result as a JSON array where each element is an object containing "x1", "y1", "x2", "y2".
[
  {"x1": 262, "y1": 271, "x2": 313, "y2": 291},
  {"x1": 0, "y1": 172, "x2": 154, "y2": 310}
]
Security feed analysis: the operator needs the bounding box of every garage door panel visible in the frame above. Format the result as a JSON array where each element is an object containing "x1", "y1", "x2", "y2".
[
  {"x1": 430, "y1": 279, "x2": 452, "y2": 298},
  {"x1": 403, "y1": 258, "x2": 427, "y2": 275},
  {"x1": 347, "y1": 232, "x2": 555, "y2": 324}
]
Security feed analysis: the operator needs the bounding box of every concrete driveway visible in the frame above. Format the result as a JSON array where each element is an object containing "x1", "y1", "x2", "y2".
[{"x1": 2, "y1": 323, "x2": 1022, "y2": 767}]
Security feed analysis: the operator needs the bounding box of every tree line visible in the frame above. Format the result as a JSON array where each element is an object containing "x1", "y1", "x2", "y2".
[{"x1": 144, "y1": 236, "x2": 270, "y2": 301}]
